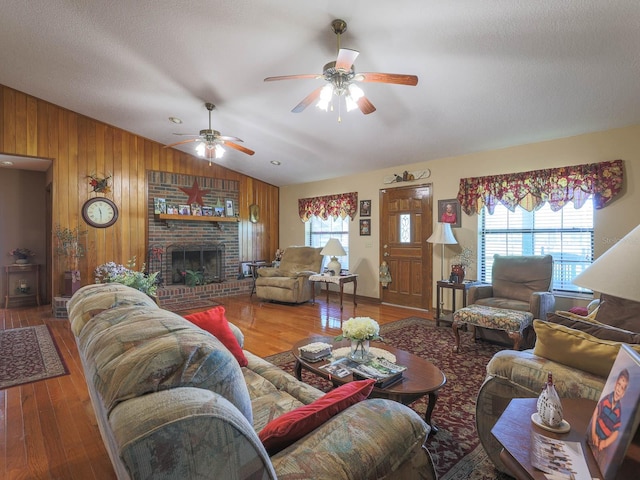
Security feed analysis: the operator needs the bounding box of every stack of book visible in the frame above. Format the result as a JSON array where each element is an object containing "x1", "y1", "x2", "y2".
[{"x1": 299, "y1": 342, "x2": 332, "y2": 362}]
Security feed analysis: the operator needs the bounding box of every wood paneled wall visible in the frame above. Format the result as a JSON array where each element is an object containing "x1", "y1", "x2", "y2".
[{"x1": 1, "y1": 84, "x2": 279, "y2": 296}]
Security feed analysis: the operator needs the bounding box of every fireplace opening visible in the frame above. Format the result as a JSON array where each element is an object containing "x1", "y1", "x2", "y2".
[{"x1": 166, "y1": 243, "x2": 225, "y2": 284}]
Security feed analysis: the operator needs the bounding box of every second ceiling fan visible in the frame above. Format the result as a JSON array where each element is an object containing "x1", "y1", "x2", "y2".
[
  {"x1": 264, "y1": 19, "x2": 418, "y2": 118},
  {"x1": 165, "y1": 103, "x2": 255, "y2": 160}
]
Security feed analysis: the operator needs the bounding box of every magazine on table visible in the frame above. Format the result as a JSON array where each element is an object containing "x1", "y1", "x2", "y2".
[
  {"x1": 321, "y1": 356, "x2": 406, "y2": 388},
  {"x1": 530, "y1": 431, "x2": 591, "y2": 479}
]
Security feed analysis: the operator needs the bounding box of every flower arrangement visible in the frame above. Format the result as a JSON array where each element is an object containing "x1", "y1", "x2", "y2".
[
  {"x1": 335, "y1": 317, "x2": 382, "y2": 342},
  {"x1": 87, "y1": 173, "x2": 111, "y2": 193},
  {"x1": 95, "y1": 257, "x2": 159, "y2": 297},
  {"x1": 55, "y1": 225, "x2": 87, "y2": 271},
  {"x1": 454, "y1": 247, "x2": 474, "y2": 268},
  {"x1": 9, "y1": 248, "x2": 35, "y2": 260}
]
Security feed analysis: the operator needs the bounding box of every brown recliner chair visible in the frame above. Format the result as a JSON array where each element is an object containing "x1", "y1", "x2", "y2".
[
  {"x1": 465, "y1": 254, "x2": 556, "y2": 348},
  {"x1": 255, "y1": 246, "x2": 323, "y2": 304}
]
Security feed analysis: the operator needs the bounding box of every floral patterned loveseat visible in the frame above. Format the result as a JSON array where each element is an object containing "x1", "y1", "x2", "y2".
[{"x1": 68, "y1": 283, "x2": 436, "y2": 480}]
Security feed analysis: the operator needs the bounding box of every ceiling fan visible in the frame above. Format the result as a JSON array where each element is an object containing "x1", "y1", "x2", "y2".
[
  {"x1": 164, "y1": 103, "x2": 254, "y2": 160},
  {"x1": 264, "y1": 19, "x2": 418, "y2": 119}
]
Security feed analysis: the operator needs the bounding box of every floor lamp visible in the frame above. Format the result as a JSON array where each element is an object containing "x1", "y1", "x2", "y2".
[
  {"x1": 427, "y1": 222, "x2": 458, "y2": 314},
  {"x1": 426, "y1": 222, "x2": 458, "y2": 281}
]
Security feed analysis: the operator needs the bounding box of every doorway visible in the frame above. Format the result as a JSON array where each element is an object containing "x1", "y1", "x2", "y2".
[{"x1": 379, "y1": 184, "x2": 433, "y2": 310}]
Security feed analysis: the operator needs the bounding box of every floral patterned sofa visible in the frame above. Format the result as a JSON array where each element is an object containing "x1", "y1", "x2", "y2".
[{"x1": 68, "y1": 283, "x2": 436, "y2": 480}]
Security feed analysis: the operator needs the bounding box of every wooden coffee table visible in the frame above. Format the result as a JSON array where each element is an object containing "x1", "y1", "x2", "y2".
[{"x1": 292, "y1": 336, "x2": 447, "y2": 433}]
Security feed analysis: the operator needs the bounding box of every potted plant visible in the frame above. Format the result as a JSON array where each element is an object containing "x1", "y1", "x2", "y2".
[
  {"x1": 8, "y1": 247, "x2": 35, "y2": 265},
  {"x1": 55, "y1": 225, "x2": 87, "y2": 296}
]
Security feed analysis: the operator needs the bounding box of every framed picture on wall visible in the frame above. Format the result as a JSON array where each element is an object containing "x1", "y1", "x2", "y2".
[
  {"x1": 359, "y1": 219, "x2": 371, "y2": 236},
  {"x1": 437, "y1": 199, "x2": 461, "y2": 228},
  {"x1": 360, "y1": 200, "x2": 371, "y2": 217}
]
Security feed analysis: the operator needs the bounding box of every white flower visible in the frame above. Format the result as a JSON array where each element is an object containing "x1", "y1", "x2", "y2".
[{"x1": 336, "y1": 317, "x2": 382, "y2": 341}]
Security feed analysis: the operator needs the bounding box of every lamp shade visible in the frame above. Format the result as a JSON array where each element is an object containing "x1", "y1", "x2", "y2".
[
  {"x1": 320, "y1": 238, "x2": 347, "y2": 257},
  {"x1": 426, "y1": 222, "x2": 458, "y2": 245},
  {"x1": 573, "y1": 224, "x2": 640, "y2": 302},
  {"x1": 321, "y1": 239, "x2": 346, "y2": 275}
]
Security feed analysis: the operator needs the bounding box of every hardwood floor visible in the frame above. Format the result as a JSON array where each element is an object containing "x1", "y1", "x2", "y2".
[{"x1": 1, "y1": 293, "x2": 433, "y2": 479}]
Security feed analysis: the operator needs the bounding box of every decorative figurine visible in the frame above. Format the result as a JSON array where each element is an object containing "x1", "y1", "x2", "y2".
[
  {"x1": 536, "y1": 371, "x2": 564, "y2": 428},
  {"x1": 379, "y1": 261, "x2": 392, "y2": 288}
]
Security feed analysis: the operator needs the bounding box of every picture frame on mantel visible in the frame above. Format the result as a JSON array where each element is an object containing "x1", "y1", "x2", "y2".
[{"x1": 225, "y1": 199, "x2": 234, "y2": 217}]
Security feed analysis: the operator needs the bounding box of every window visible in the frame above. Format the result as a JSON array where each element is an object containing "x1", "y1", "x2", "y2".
[
  {"x1": 305, "y1": 216, "x2": 350, "y2": 270},
  {"x1": 479, "y1": 199, "x2": 594, "y2": 293}
]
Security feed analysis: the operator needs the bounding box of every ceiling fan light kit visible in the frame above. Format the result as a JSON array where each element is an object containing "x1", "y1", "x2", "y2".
[
  {"x1": 164, "y1": 102, "x2": 255, "y2": 163},
  {"x1": 264, "y1": 19, "x2": 418, "y2": 121}
]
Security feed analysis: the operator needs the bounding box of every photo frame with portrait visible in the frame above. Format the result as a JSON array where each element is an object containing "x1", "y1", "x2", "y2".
[
  {"x1": 586, "y1": 344, "x2": 640, "y2": 480},
  {"x1": 225, "y1": 199, "x2": 234, "y2": 217},
  {"x1": 437, "y1": 199, "x2": 461, "y2": 228},
  {"x1": 360, "y1": 200, "x2": 371, "y2": 217},
  {"x1": 359, "y1": 219, "x2": 371, "y2": 236}
]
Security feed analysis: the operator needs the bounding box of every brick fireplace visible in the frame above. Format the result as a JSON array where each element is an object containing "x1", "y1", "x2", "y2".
[{"x1": 147, "y1": 171, "x2": 252, "y2": 309}]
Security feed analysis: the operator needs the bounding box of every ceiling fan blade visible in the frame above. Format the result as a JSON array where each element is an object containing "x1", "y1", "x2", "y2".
[
  {"x1": 264, "y1": 74, "x2": 321, "y2": 82},
  {"x1": 356, "y1": 72, "x2": 419, "y2": 86},
  {"x1": 292, "y1": 86, "x2": 324, "y2": 113},
  {"x1": 222, "y1": 140, "x2": 255, "y2": 156},
  {"x1": 171, "y1": 133, "x2": 200, "y2": 137},
  {"x1": 335, "y1": 48, "x2": 359, "y2": 71},
  {"x1": 357, "y1": 96, "x2": 376, "y2": 115},
  {"x1": 164, "y1": 138, "x2": 200, "y2": 148},
  {"x1": 218, "y1": 135, "x2": 243, "y2": 142}
]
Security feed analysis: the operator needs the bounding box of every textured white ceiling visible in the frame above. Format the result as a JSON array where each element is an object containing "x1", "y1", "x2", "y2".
[{"x1": 1, "y1": 1, "x2": 639, "y2": 186}]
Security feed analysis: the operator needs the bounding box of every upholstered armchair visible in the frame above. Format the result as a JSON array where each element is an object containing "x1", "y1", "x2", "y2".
[
  {"x1": 465, "y1": 254, "x2": 555, "y2": 347},
  {"x1": 255, "y1": 246, "x2": 323, "y2": 304}
]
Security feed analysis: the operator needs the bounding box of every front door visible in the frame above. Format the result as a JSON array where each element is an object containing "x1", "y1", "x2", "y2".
[{"x1": 380, "y1": 184, "x2": 433, "y2": 309}]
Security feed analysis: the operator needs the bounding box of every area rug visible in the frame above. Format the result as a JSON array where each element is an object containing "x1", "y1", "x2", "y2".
[
  {"x1": 0, "y1": 325, "x2": 69, "y2": 390},
  {"x1": 264, "y1": 317, "x2": 512, "y2": 480}
]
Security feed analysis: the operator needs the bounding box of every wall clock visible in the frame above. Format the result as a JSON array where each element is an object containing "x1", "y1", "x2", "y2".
[{"x1": 82, "y1": 197, "x2": 119, "y2": 228}]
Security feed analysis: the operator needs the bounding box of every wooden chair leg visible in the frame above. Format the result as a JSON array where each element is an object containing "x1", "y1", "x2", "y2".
[
  {"x1": 507, "y1": 331, "x2": 523, "y2": 350},
  {"x1": 452, "y1": 321, "x2": 462, "y2": 353}
]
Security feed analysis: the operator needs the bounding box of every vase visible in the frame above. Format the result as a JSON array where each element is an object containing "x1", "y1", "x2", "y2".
[
  {"x1": 63, "y1": 270, "x2": 82, "y2": 297},
  {"x1": 349, "y1": 339, "x2": 370, "y2": 363},
  {"x1": 536, "y1": 372, "x2": 563, "y2": 428},
  {"x1": 15, "y1": 258, "x2": 29, "y2": 265},
  {"x1": 451, "y1": 264, "x2": 465, "y2": 283}
]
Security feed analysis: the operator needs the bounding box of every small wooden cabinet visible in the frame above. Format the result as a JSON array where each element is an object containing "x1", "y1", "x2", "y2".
[{"x1": 5, "y1": 264, "x2": 41, "y2": 308}]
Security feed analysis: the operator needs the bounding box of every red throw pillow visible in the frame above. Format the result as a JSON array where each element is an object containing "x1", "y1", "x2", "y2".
[
  {"x1": 568, "y1": 306, "x2": 589, "y2": 316},
  {"x1": 184, "y1": 306, "x2": 248, "y2": 367},
  {"x1": 258, "y1": 379, "x2": 376, "y2": 454}
]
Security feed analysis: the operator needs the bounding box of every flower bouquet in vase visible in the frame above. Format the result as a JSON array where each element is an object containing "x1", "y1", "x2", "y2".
[
  {"x1": 55, "y1": 225, "x2": 87, "y2": 297},
  {"x1": 335, "y1": 317, "x2": 382, "y2": 363},
  {"x1": 9, "y1": 248, "x2": 35, "y2": 264}
]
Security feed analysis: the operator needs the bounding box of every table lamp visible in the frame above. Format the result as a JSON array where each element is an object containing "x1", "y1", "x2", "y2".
[
  {"x1": 426, "y1": 222, "x2": 458, "y2": 281},
  {"x1": 321, "y1": 238, "x2": 346, "y2": 275},
  {"x1": 573, "y1": 223, "x2": 640, "y2": 302}
]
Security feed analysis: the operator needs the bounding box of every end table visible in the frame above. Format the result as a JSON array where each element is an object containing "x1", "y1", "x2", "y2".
[
  {"x1": 492, "y1": 397, "x2": 640, "y2": 479},
  {"x1": 435, "y1": 280, "x2": 477, "y2": 326}
]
